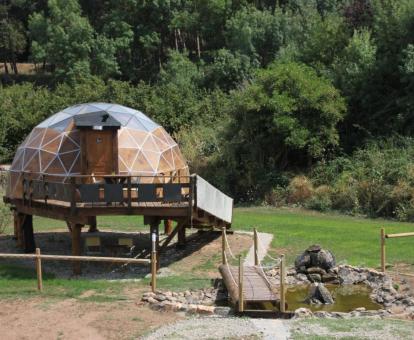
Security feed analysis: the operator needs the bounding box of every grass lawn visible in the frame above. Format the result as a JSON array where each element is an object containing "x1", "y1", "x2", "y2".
[
  {"x1": 1, "y1": 206, "x2": 414, "y2": 298},
  {"x1": 233, "y1": 207, "x2": 414, "y2": 269}
]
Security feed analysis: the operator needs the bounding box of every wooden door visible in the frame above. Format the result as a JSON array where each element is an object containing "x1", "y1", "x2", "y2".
[{"x1": 82, "y1": 130, "x2": 117, "y2": 175}]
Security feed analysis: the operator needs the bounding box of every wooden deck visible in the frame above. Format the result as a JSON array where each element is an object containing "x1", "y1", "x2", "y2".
[{"x1": 219, "y1": 264, "x2": 280, "y2": 305}]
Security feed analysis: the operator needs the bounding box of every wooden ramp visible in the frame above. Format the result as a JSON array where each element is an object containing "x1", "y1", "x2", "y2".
[{"x1": 219, "y1": 264, "x2": 280, "y2": 306}]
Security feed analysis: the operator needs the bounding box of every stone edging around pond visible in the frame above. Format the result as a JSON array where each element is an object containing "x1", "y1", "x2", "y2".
[
  {"x1": 141, "y1": 265, "x2": 414, "y2": 320},
  {"x1": 141, "y1": 288, "x2": 233, "y2": 316}
]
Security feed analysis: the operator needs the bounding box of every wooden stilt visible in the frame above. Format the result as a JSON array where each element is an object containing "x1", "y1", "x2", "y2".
[
  {"x1": 149, "y1": 219, "x2": 161, "y2": 270},
  {"x1": 177, "y1": 224, "x2": 186, "y2": 248},
  {"x1": 164, "y1": 219, "x2": 173, "y2": 235},
  {"x1": 151, "y1": 233, "x2": 157, "y2": 293},
  {"x1": 22, "y1": 214, "x2": 35, "y2": 253},
  {"x1": 87, "y1": 216, "x2": 98, "y2": 233},
  {"x1": 71, "y1": 224, "x2": 82, "y2": 275}
]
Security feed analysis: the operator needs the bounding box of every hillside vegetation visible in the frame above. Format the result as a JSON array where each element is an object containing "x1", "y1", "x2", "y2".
[{"x1": 2, "y1": 0, "x2": 414, "y2": 219}]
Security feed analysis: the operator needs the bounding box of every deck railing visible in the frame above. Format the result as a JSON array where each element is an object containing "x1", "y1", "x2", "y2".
[{"x1": 21, "y1": 173, "x2": 195, "y2": 214}]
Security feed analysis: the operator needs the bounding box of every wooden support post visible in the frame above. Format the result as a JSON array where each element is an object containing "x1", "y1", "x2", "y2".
[
  {"x1": 280, "y1": 254, "x2": 286, "y2": 313},
  {"x1": 35, "y1": 248, "x2": 43, "y2": 292},
  {"x1": 71, "y1": 224, "x2": 82, "y2": 275},
  {"x1": 22, "y1": 214, "x2": 35, "y2": 253},
  {"x1": 253, "y1": 228, "x2": 259, "y2": 266},
  {"x1": 87, "y1": 216, "x2": 98, "y2": 233},
  {"x1": 14, "y1": 212, "x2": 24, "y2": 247},
  {"x1": 149, "y1": 219, "x2": 160, "y2": 270},
  {"x1": 238, "y1": 255, "x2": 244, "y2": 313},
  {"x1": 177, "y1": 224, "x2": 186, "y2": 248},
  {"x1": 151, "y1": 232, "x2": 157, "y2": 293},
  {"x1": 381, "y1": 228, "x2": 386, "y2": 273},
  {"x1": 164, "y1": 219, "x2": 173, "y2": 235},
  {"x1": 222, "y1": 228, "x2": 226, "y2": 264}
]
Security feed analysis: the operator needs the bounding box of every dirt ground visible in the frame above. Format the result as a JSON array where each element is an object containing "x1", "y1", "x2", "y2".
[
  {"x1": 0, "y1": 296, "x2": 180, "y2": 340},
  {"x1": 0, "y1": 230, "x2": 252, "y2": 339}
]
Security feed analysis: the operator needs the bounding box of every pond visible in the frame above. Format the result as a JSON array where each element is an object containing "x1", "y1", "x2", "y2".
[{"x1": 286, "y1": 284, "x2": 382, "y2": 312}]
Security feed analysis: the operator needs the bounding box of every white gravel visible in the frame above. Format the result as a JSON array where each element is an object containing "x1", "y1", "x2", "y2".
[
  {"x1": 142, "y1": 316, "x2": 290, "y2": 340},
  {"x1": 243, "y1": 231, "x2": 273, "y2": 266}
]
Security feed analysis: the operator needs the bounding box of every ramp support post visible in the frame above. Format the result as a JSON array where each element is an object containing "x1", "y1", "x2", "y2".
[
  {"x1": 280, "y1": 254, "x2": 286, "y2": 312},
  {"x1": 253, "y1": 228, "x2": 259, "y2": 266},
  {"x1": 222, "y1": 228, "x2": 226, "y2": 264},
  {"x1": 238, "y1": 255, "x2": 244, "y2": 312},
  {"x1": 381, "y1": 228, "x2": 386, "y2": 272}
]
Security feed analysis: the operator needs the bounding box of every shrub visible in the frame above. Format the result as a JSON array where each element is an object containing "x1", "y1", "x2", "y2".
[
  {"x1": 287, "y1": 176, "x2": 313, "y2": 205},
  {"x1": 306, "y1": 185, "x2": 332, "y2": 212}
]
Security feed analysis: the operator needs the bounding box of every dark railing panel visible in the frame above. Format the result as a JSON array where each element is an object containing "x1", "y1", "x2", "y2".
[
  {"x1": 79, "y1": 184, "x2": 100, "y2": 203},
  {"x1": 136, "y1": 184, "x2": 157, "y2": 202},
  {"x1": 104, "y1": 184, "x2": 124, "y2": 203},
  {"x1": 163, "y1": 183, "x2": 183, "y2": 202}
]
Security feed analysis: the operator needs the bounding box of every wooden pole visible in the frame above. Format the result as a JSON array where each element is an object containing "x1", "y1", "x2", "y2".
[
  {"x1": 222, "y1": 228, "x2": 226, "y2": 264},
  {"x1": 71, "y1": 224, "x2": 82, "y2": 275},
  {"x1": 385, "y1": 232, "x2": 414, "y2": 238},
  {"x1": 381, "y1": 228, "x2": 386, "y2": 272},
  {"x1": 280, "y1": 254, "x2": 286, "y2": 313},
  {"x1": 151, "y1": 232, "x2": 157, "y2": 293},
  {"x1": 253, "y1": 228, "x2": 259, "y2": 266},
  {"x1": 238, "y1": 255, "x2": 244, "y2": 313},
  {"x1": 35, "y1": 248, "x2": 43, "y2": 292}
]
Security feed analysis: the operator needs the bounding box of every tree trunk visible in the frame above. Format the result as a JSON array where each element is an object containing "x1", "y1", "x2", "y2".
[{"x1": 3, "y1": 62, "x2": 9, "y2": 74}]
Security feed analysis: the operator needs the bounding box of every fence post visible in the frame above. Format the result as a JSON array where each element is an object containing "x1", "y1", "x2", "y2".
[
  {"x1": 222, "y1": 228, "x2": 226, "y2": 264},
  {"x1": 238, "y1": 254, "x2": 244, "y2": 313},
  {"x1": 381, "y1": 228, "x2": 386, "y2": 272},
  {"x1": 151, "y1": 232, "x2": 157, "y2": 293},
  {"x1": 35, "y1": 248, "x2": 43, "y2": 292},
  {"x1": 253, "y1": 228, "x2": 259, "y2": 266},
  {"x1": 279, "y1": 254, "x2": 286, "y2": 313}
]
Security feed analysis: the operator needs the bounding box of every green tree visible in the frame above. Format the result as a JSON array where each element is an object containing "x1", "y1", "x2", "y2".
[
  {"x1": 225, "y1": 61, "x2": 346, "y2": 199},
  {"x1": 0, "y1": 3, "x2": 26, "y2": 74}
]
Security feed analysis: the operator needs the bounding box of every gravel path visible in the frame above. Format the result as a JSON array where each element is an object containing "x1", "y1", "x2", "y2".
[
  {"x1": 142, "y1": 317, "x2": 260, "y2": 339},
  {"x1": 243, "y1": 231, "x2": 273, "y2": 266},
  {"x1": 142, "y1": 316, "x2": 290, "y2": 340}
]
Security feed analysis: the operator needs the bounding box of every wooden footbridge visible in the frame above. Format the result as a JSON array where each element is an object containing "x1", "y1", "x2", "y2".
[{"x1": 218, "y1": 229, "x2": 287, "y2": 313}]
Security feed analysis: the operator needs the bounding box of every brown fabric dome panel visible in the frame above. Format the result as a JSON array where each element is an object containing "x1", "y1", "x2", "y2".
[{"x1": 8, "y1": 103, "x2": 189, "y2": 198}]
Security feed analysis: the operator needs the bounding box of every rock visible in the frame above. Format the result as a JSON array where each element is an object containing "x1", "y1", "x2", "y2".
[
  {"x1": 147, "y1": 297, "x2": 158, "y2": 304},
  {"x1": 354, "y1": 307, "x2": 366, "y2": 312},
  {"x1": 295, "y1": 246, "x2": 336, "y2": 272},
  {"x1": 307, "y1": 267, "x2": 327, "y2": 275},
  {"x1": 142, "y1": 292, "x2": 156, "y2": 299},
  {"x1": 338, "y1": 266, "x2": 362, "y2": 284},
  {"x1": 321, "y1": 273, "x2": 337, "y2": 283},
  {"x1": 156, "y1": 294, "x2": 166, "y2": 301},
  {"x1": 196, "y1": 305, "x2": 215, "y2": 315},
  {"x1": 214, "y1": 306, "x2": 233, "y2": 316},
  {"x1": 308, "y1": 273, "x2": 322, "y2": 283},
  {"x1": 295, "y1": 273, "x2": 308, "y2": 282},
  {"x1": 293, "y1": 307, "x2": 313, "y2": 318},
  {"x1": 314, "y1": 311, "x2": 332, "y2": 318},
  {"x1": 306, "y1": 283, "x2": 334, "y2": 304}
]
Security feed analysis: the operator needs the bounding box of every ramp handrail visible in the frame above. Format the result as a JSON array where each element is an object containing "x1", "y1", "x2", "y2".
[{"x1": 195, "y1": 175, "x2": 233, "y2": 224}]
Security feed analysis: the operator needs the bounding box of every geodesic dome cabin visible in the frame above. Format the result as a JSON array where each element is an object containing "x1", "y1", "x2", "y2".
[{"x1": 7, "y1": 103, "x2": 189, "y2": 199}]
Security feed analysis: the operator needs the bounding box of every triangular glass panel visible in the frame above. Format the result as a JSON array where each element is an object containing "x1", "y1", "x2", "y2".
[
  {"x1": 44, "y1": 156, "x2": 65, "y2": 174},
  {"x1": 59, "y1": 150, "x2": 79, "y2": 173},
  {"x1": 60, "y1": 135, "x2": 80, "y2": 153},
  {"x1": 11, "y1": 148, "x2": 24, "y2": 171},
  {"x1": 24, "y1": 150, "x2": 40, "y2": 172},
  {"x1": 107, "y1": 111, "x2": 133, "y2": 126},
  {"x1": 63, "y1": 105, "x2": 84, "y2": 116},
  {"x1": 119, "y1": 148, "x2": 139, "y2": 168},
  {"x1": 142, "y1": 135, "x2": 160, "y2": 153},
  {"x1": 157, "y1": 155, "x2": 173, "y2": 173},
  {"x1": 40, "y1": 150, "x2": 56, "y2": 172},
  {"x1": 43, "y1": 135, "x2": 63, "y2": 153},
  {"x1": 127, "y1": 129, "x2": 148, "y2": 147},
  {"x1": 141, "y1": 150, "x2": 160, "y2": 171},
  {"x1": 49, "y1": 117, "x2": 73, "y2": 132},
  {"x1": 132, "y1": 152, "x2": 153, "y2": 172},
  {"x1": 126, "y1": 116, "x2": 148, "y2": 131}
]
